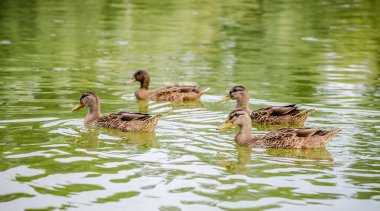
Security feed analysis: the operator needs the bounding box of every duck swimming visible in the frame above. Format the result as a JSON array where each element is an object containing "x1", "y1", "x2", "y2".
[
  {"x1": 125, "y1": 70, "x2": 210, "y2": 101},
  {"x1": 220, "y1": 86, "x2": 314, "y2": 125},
  {"x1": 218, "y1": 109, "x2": 340, "y2": 148},
  {"x1": 71, "y1": 92, "x2": 160, "y2": 132}
]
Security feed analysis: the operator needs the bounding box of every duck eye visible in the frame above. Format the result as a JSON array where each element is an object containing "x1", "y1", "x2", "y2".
[
  {"x1": 229, "y1": 113, "x2": 240, "y2": 120},
  {"x1": 80, "y1": 94, "x2": 88, "y2": 101}
]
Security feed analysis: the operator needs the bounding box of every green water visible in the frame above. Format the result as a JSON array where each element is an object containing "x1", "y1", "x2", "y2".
[{"x1": 1, "y1": 0, "x2": 379, "y2": 210}]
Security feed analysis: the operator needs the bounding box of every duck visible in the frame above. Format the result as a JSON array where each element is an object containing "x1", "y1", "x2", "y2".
[
  {"x1": 219, "y1": 86, "x2": 314, "y2": 125},
  {"x1": 218, "y1": 109, "x2": 340, "y2": 148},
  {"x1": 71, "y1": 92, "x2": 161, "y2": 132},
  {"x1": 125, "y1": 70, "x2": 210, "y2": 101}
]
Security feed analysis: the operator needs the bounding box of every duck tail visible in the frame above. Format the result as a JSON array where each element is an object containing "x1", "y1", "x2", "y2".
[
  {"x1": 321, "y1": 128, "x2": 341, "y2": 146},
  {"x1": 150, "y1": 113, "x2": 163, "y2": 120},
  {"x1": 199, "y1": 87, "x2": 210, "y2": 95},
  {"x1": 145, "y1": 113, "x2": 162, "y2": 130},
  {"x1": 290, "y1": 109, "x2": 315, "y2": 125},
  {"x1": 294, "y1": 108, "x2": 315, "y2": 117},
  {"x1": 328, "y1": 128, "x2": 342, "y2": 135}
]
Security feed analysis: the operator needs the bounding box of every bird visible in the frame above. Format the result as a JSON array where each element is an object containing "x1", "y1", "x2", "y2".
[
  {"x1": 218, "y1": 109, "x2": 340, "y2": 148},
  {"x1": 219, "y1": 86, "x2": 314, "y2": 125},
  {"x1": 71, "y1": 92, "x2": 160, "y2": 132},
  {"x1": 125, "y1": 70, "x2": 210, "y2": 101}
]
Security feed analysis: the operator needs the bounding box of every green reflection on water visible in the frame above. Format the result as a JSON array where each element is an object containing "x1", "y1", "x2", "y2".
[{"x1": 0, "y1": 0, "x2": 380, "y2": 210}]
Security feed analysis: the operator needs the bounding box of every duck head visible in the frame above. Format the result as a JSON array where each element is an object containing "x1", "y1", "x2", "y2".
[
  {"x1": 218, "y1": 109, "x2": 251, "y2": 130},
  {"x1": 219, "y1": 86, "x2": 248, "y2": 102},
  {"x1": 71, "y1": 92, "x2": 100, "y2": 111},
  {"x1": 125, "y1": 70, "x2": 150, "y2": 89}
]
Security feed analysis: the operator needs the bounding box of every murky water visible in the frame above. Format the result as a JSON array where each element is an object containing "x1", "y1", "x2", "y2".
[{"x1": 1, "y1": 0, "x2": 379, "y2": 210}]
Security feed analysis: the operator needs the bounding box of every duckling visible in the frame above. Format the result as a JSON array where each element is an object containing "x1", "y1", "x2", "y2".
[
  {"x1": 218, "y1": 109, "x2": 340, "y2": 148},
  {"x1": 71, "y1": 92, "x2": 160, "y2": 132},
  {"x1": 220, "y1": 86, "x2": 314, "y2": 125},
  {"x1": 125, "y1": 70, "x2": 210, "y2": 101}
]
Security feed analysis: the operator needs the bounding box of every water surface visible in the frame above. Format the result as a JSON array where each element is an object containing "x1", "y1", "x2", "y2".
[{"x1": 1, "y1": 0, "x2": 379, "y2": 210}]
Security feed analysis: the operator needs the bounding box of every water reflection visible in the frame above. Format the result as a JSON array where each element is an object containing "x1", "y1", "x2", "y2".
[
  {"x1": 169, "y1": 100, "x2": 204, "y2": 109},
  {"x1": 107, "y1": 130, "x2": 159, "y2": 148},
  {"x1": 1, "y1": 0, "x2": 380, "y2": 210},
  {"x1": 137, "y1": 99, "x2": 204, "y2": 114},
  {"x1": 219, "y1": 146, "x2": 252, "y2": 174},
  {"x1": 75, "y1": 128, "x2": 159, "y2": 150},
  {"x1": 137, "y1": 100, "x2": 149, "y2": 113},
  {"x1": 220, "y1": 146, "x2": 333, "y2": 174},
  {"x1": 74, "y1": 128, "x2": 100, "y2": 151},
  {"x1": 266, "y1": 148, "x2": 333, "y2": 162}
]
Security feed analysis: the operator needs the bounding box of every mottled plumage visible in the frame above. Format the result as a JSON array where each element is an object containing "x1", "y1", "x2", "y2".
[
  {"x1": 72, "y1": 92, "x2": 160, "y2": 132},
  {"x1": 250, "y1": 104, "x2": 314, "y2": 125},
  {"x1": 125, "y1": 70, "x2": 209, "y2": 101},
  {"x1": 219, "y1": 110, "x2": 340, "y2": 148},
  {"x1": 220, "y1": 86, "x2": 314, "y2": 125}
]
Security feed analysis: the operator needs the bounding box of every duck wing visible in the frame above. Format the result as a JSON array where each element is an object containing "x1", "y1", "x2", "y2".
[
  {"x1": 260, "y1": 128, "x2": 297, "y2": 148},
  {"x1": 269, "y1": 104, "x2": 298, "y2": 116},
  {"x1": 294, "y1": 128, "x2": 320, "y2": 137},
  {"x1": 260, "y1": 128, "x2": 333, "y2": 148},
  {"x1": 154, "y1": 86, "x2": 199, "y2": 94},
  {"x1": 175, "y1": 86, "x2": 199, "y2": 93},
  {"x1": 151, "y1": 86, "x2": 209, "y2": 101},
  {"x1": 251, "y1": 105, "x2": 294, "y2": 114},
  {"x1": 105, "y1": 112, "x2": 152, "y2": 122}
]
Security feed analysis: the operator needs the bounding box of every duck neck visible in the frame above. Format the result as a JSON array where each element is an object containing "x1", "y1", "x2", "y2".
[
  {"x1": 140, "y1": 76, "x2": 150, "y2": 90},
  {"x1": 85, "y1": 103, "x2": 101, "y2": 124},
  {"x1": 236, "y1": 94, "x2": 250, "y2": 112},
  {"x1": 235, "y1": 123, "x2": 255, "y2": 146}
]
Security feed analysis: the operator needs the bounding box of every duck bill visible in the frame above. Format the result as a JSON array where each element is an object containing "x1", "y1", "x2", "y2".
[
  {"x1": 218, "y1": 95, "x2": 232, "y2": 103},
  {"x1": 124, "y1": 77, "x2": 136, "y2": 85},
  {"x1": 71, "y1": 103, "x2": 85, "y2": 111},
  {"x1": 218, "y1": 120, "x2": 233, "y2": 130}
]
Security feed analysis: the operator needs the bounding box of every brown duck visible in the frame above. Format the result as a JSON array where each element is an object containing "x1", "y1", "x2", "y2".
[
  {"x1": 218, "y1": 109, "x2": 341, "y2": 148},
  {"x1": 125, "y1": 70, "x2": 210, "y2": 101},
  {"x1": 220, "y1": 86, "x2": 314, "y2": 125},
  {"x1": 71, "y1": 92, "x2": 160, "y2": 132}
]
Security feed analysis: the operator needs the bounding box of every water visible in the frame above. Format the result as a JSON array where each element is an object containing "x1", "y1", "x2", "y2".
[{"x1": 1, "y1": 0, "x2": 379, "y2": 210}]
